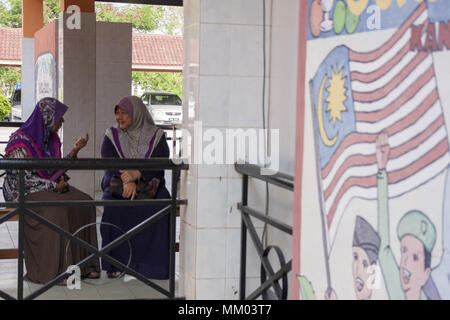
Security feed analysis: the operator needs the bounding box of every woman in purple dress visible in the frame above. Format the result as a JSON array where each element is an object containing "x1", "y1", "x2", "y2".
[
  {"x1": 100, "y1": 96, "x2": 171, "y2": 279},
  {"x1": 3, "y1": 97, "x2": 100, "y2": 284}
]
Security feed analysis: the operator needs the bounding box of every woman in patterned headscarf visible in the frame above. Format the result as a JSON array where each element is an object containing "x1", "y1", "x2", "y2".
[
  {"x1": 100, "y1": 96, "x2": 171, "y2": 279},
  {"x1": 3, "y1": 97, "x2": 100, "y2": 284}
]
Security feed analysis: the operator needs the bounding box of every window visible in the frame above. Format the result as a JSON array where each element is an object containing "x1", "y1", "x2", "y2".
[
  {"x1": 12, "y1": 89, "x2": 21, "y2": 105},
  {"x1": 150, "y1": 94, "x2": 181, "y2": 106}
]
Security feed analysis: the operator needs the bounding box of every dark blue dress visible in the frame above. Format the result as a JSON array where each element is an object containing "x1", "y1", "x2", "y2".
[{"x1": 100, "y1": 135, "x2": 171, "y2": 279}]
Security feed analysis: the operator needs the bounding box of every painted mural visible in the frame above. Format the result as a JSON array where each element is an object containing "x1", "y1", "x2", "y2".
[
  {"x1": 34, "y1": 20, "x2": 58, "y2": 103},
  {"x1": 296, "y1": 0, "x2": 450, "y2": 300},
  {"x1": 35, "y1": 52, "x2": 56, "y2": 102}
]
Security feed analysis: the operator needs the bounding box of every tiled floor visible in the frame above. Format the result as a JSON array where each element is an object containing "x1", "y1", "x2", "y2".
[
  {"x1": 0, "y1": 209, "x2": 180, "y2": 300},
  {"x1": 0, "y1": 260, "x2": 175, "y2": 300}
]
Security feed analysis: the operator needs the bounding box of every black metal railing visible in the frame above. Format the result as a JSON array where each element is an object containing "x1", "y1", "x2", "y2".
[
  {"x1": 0, "y1": 122, "x2": 182, "y2": 157},
  {"x1": 0, "y1": 122, "x2": 23, "y2": 127},
  {"x1": 235, "y1": 163, "x2": 293, "y2": 300},
  {"x1": 0, "y1": 158, "x2": 188, "y2": 300},
  {"x1": 156, "y1": 124, "x2": 182, "y2": 158}
]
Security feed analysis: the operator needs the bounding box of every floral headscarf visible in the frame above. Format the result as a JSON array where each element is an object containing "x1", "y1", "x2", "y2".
[{"x1": 5, "y1": 97, "x2": 68, "y2": 180}]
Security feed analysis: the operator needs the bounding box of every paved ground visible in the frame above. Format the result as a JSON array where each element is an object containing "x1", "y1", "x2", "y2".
[{"x1": 0, "y1": 211, "x2": 180, "y2": 300}]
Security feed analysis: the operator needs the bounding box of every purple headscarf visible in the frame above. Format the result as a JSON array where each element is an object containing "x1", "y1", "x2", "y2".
[{"x1": 5, "y1": 97, "x2": 68, "y2": 180}]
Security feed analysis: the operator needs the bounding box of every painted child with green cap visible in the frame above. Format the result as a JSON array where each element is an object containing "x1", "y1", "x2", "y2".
[{"x1": 376, "y1": 132, "x2": 437, "y2": 300}]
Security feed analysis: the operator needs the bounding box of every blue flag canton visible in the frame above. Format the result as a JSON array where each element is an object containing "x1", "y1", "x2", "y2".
[{"x1": 311, "y1": 46, "x2": 356, "y2": 169}]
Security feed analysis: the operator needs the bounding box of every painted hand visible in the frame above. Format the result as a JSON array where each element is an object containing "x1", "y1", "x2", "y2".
[{"x1": 376, "y1": 131, "x2": 390, "y2": 170}]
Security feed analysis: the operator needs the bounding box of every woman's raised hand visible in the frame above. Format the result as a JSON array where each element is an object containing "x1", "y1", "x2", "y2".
[
  {"x1": 75, "y1": 133, "x2": 89, "y2": 150},
  {"x1": 376, "y1": 131, "x2": 390, "y2": 170},
  {"x1": 119, "y1": 170, "x2": 142, "y2": 184},
  {"x1": 70, "y1": 133, "x2": 89, "y2": 158}
]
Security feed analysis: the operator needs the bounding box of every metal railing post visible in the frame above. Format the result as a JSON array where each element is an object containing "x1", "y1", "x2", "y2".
[
  {"x1": 169, "y1": 168, "x2": 179, "y2": 298},
  {"x1": 172, "y1": 125, "x2": 176, "y2": 158},
  {"x1": 235, "y1": 163, "x2": 294, "y2": 300},
  {"x1": 17, "y1": 170, "x2": 25, "y2": 300},
  {"x1": 239, "y1": 174, "x2": 248, "y2": 300}
]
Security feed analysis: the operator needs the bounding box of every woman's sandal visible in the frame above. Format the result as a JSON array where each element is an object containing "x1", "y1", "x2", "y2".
[
  {"x1": 83, "y1": 271, "x2": 101, "y2": 279},
  {"x1": 107, "y1": 271, "x2": 122, "y2": 279},
  {"x1": 56, "y1": 278, "x2": 68, "y2": 286}
]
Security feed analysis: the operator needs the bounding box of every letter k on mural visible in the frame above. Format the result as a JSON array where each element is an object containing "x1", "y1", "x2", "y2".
[{"x1": 293, "y1": 0, "x2": 450, "y2": 300}]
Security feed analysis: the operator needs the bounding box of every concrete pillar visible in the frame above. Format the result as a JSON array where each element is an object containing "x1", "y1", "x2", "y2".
[
  {"x1": 94, "y1": 22, "x2": 132, "y2": 193},
  {"x1": 180, "y1": 0, "x2": 271, "y2": 300},
  {"x1": 58, "y1": 0, "x2": 96, "y2": 196},
  {"x1": 21, "y1": 0, "x2": 43, "y2": 120},
  {"x1": 57, "y1": 0, "x2": 131, "y2": 197}
]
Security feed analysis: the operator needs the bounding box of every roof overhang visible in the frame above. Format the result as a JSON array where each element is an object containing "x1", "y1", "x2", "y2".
[
  {"x1": 0, "y1": 60, "x2": 21, "y2": 67},
  {"x1": 132, "y1": 65, "x2": 183, "y2": 72}
]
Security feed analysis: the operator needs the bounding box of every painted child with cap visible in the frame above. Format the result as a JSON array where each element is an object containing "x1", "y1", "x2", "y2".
[
  {"x1": 429, "y1": 166, "x2": 450, "y2": 299},
  {"x1": 376, "y1": 132, "x2": 437, "y2": 300},
  {"x1": 352, "y1": 216, "x2": 381, "y2": 300},
  {"x1": 325, "y1": 215, "x2": 381, "y2": 300}
]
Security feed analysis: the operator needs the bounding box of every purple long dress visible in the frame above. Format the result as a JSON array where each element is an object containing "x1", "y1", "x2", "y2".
[{"x1": 100, "y1": 134, "x2": 171, "y2": 279}]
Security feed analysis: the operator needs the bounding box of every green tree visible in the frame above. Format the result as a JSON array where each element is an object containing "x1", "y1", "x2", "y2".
[
  {"x1": 0, "y1": 95, "x2": 12, "y2": 121},
  {"x1": 159, "y1": 6, "x2": 183, "y2": 36},
  {"x1": 96, "y1": 3, "x2": 183, "y2": 96},
  {"x1": 0, "y1": 1, "x2": 182, "y2": 33},
  {"x1": 0, "y1": 0, "x2": 61, "y2": 27},
  {"x1": 95, "y1": 3, "x2": 162, "y2": 32},
  {"x1": 43, "y1": 0, "x2": 60, "y2": 26},
  {"x1": 0, "y1": 0, "x2": 21, "y2": 28},
  {"x1": 95, "y1": 3, "x2": 182, "y2": 35},
  {"x1": 132, "y1": 71, "x2": 182, "y2": 97},
  {"x1": 0, "y1": 67, "x2": 21, "y2": 98}
]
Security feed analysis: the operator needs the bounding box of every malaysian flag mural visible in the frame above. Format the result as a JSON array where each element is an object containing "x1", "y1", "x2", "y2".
[
  {"x1": 294, "y1": 0, "x2": 450, "y2": 300},
  {"x1": 312, "y1": 2, "x2": 449, "y2": 245}
]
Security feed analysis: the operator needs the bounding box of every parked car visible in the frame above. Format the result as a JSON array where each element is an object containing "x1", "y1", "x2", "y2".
[
  {"x1": 5, "y1": 87, "x2": 22, "y2": 122},
  {"x1": 141, "y1": 92, "x2": 182, "y2": 125}
]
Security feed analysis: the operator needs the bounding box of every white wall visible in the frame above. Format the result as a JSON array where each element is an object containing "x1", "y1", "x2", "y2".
[
  {"x1": 180, "y1": 0, "x2": 299, "y2": 300},
  {"x1": 59, "y1": 12, "x2": 97, "y2": 196},
  {"x1": 265, "y1": 0, "x2": 299, "y2": 299},
  {"x1": 57, "y1": 13, "x2": 132, "y2": 197},
  {"x1": 94, "y1": 22, "x2": 132, "y2": 193},
  {"x1": 21, "y1": 38, "x2": 35, "y2": 120}
]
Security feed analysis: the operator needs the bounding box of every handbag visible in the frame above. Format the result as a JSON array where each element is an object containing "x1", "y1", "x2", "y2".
[{"x1": 109, "y1": 175, "x2": 160, "y2": 199}]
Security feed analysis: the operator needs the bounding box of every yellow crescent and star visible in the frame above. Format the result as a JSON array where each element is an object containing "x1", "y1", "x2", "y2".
[{"x1": 317, "y1": 67, "x2": 348, "y2": 147}]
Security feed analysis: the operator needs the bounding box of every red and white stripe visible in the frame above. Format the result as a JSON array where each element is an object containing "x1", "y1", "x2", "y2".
[{"x1": 322, "y1": 2, "x2": 450, "y2": 243}]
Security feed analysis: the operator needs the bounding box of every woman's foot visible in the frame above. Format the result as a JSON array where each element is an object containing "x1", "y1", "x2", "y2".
[
  {"x1": 83, "y1": 271, "x2": 100, "y2": 279},
  {"x1": 107, "y1": 271, "x2": 122, "y2": 279},
  {"x1": 56, "y1": 278, "x2": 68, "y2": 286}
]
